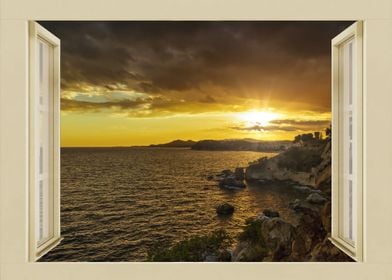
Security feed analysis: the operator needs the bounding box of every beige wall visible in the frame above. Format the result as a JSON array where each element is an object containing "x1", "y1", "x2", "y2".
[{"x1": 1, "y1": 0, "x2": 392, "y2": 279}]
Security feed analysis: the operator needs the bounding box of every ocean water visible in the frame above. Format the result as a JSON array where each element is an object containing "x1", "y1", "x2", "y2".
[{"x1": 41, "y1": 147, "x2": 307, "y2": 262}]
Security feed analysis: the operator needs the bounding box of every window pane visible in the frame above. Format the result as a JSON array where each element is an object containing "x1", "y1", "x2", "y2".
[
  {"x1": 340, "y1": 39, "x2": 356, "y2": 245},
  {"x1": 36, "y1": 39, "x2": 52, "y2": 246}
]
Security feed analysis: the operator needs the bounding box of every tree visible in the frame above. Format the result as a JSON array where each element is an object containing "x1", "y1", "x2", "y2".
[{"x1": 325, "y1": 125, "x2": 332, "y2": 138}]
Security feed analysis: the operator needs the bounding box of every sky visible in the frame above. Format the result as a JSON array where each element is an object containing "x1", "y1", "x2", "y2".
[{"x1": 40, "y1": 21, "x2": 352, "y2": 147}]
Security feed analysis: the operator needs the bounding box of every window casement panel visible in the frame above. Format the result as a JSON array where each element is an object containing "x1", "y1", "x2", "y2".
[
  {"x1": 331, "y1": 21, "x2": 363, "y2": 261},
  {"x1": 29, "y1": 22, "x2": 62, "y2": 261}
]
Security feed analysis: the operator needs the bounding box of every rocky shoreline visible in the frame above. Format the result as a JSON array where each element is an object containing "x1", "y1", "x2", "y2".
[
  {"x1": 231, "y1": 138, "x2": 351, "y2": 261},
  {"x1": 149, "y1": 137, "x2": 352, "y2": 262}
]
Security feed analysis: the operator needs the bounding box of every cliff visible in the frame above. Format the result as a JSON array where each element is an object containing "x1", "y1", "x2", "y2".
[
  {"x1": 245, "y1": 139, "x2": 331, "y2": 188},
  {"x1": 191, "y1": 139, "x2": 292, "y2": 152},
  {"x1": 231, "y1": 137, "x2": 351, "y2": 261}
]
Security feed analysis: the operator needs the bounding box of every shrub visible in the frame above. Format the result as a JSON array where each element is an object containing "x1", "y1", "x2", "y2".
[
  {"x1": 277, "y1": 146, "x2": 323, "y2": 172},
  {"x1": 237, "y1": 218, "x2": 268, "y2": 261},
  {"x1": 238, "y1": 218, "x2": 265, "y2": 245},
  {"x1": 147, "y1": 229, "x2": 232, "y2": 262}
]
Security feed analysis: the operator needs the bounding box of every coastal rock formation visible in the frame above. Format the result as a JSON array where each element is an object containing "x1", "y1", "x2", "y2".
[
  {"x1": 233, "y1": 215, "x2": 296, "y2": 261},
  {"x1": 212, "y1": 168, "x2": 246, "y2": 190},
  {"x1": 233, "y1": 198, "x2": 351, "y2": 262},
  {"x1": 306, "y1": 192, "x2": 327, "y2": 204},
  {"x1": 219, "y1": 178, "x2": 246, "y2": 189},
  {"x1": 234, "y1": 167, "x2": 245, "y2": 180},
  {"x1": 233, "y1": 138, "x2": 352, "y2": 262},
  {"x1": 216, "y1": 203, "x2": 235, "y2": 216},
  {"x1": 245, "y1": 140, "x2": 331, "y2": 188},
  {"x1": 262, "y1": 209, "x2": 280, "y2": 218},
  {"x1": 151, "y1": 136, "x2": 352, "y2": 262},
  {"x1": 192, "y1": 139, "x2": 292, "y2": 152}
]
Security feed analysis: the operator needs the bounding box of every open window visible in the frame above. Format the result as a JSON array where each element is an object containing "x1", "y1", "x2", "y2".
[
  {"x1": 28, "y1": 22, "x2": 62, "y2": 261},
  {"x1": 330, "y1": 22, "x2": 363, "y2": 261},
  {"x1": 26, "y1": 20, "x2": 364, "y2": 262}
]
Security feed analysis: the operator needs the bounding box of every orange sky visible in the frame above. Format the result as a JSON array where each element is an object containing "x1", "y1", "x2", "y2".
[{"x1": 40, "y1": 21, "x2": 351, "y2": 147}]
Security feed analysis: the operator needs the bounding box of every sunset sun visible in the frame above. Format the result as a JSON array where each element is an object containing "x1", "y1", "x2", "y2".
[{"x1": 238, "y1": 110, "x2": 281, "y2": 126}]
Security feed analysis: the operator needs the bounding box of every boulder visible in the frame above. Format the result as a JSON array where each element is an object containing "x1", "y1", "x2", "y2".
[
  {"x1": 221, "y1": 169, "x2": 234, "y2": 177},
  {"x1": 289, "y1": 199, "x2": 320, "y2": 213},
  {"x1": 219, "y1": 177, "x2": 246, "y2": 189},
  {"x1": 291, "y1": 200, "x2": 327, "y2": 260},
  {"x1": 216, "y1": 203, "x2": 235, "y2": 216},
  {"x1": 320, "y1": 201, "x2": 331, "y2": 233},
  {"x1": 204, "y1": 250, "x2": 232, "y2": 262},
  {"x1": 293, "y1": 185, "x2": 312, "y2": 193},
  {"x1": 306, "y1": 193, "x2": 327, "y2": 204},
  {"x1": 293, "y1": 185, "x2": 321, "y2": 194},
  {"x1": 260, "y1": 217, "x2": 296, "y2": 261},
  {"x1": 232, "y1": 241, "x2": 267, "y2": 261},
  {"x1": 234, "y1": 167, "x2": 245, "y2": 180},
  {"x1": 262, "y1": 209, "x2": 280, "y2": 218},
  {"x1": 310, "y1": 237, "x2": 354, "y2": 262}
]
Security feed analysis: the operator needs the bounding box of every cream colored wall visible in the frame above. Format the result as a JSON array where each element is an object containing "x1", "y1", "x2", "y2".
[{"x1": 1, "y1": 0, "x2": 392, "y2": 279}]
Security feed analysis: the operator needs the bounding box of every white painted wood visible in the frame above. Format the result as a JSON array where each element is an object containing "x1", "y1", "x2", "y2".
[
  {"x1": 331, "y1": 21, "x2": 363, "y2": 261},
  {"x1": 28, "y1": 21, "x2": 62, "y2": 262}
]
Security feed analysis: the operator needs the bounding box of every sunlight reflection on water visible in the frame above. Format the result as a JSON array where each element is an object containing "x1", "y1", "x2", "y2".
[{"x1": 41, "y1": 148, "x2": 306, "y2": 262}]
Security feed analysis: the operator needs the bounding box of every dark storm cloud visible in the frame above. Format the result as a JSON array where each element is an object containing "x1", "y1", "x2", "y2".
[
  {"x1": 61, "y1": 97, "x2": 150, "y2": 112},
  {"x1": 40, "y1": 21, "x2": 353, "y2": 113}
]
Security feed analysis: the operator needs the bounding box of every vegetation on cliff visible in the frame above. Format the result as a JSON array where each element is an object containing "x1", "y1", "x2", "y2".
[
  {"x1": 277, "y1": 146, "x2": 324, "y2": 172},
  {"x1": 147, "y1": 229, "x2": 232, "y2": 262}
]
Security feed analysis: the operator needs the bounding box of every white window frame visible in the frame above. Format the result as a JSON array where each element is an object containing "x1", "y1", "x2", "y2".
[
  {"x1": 25, "y1": 19, "x2": 366, "y2": 264},
  {"x1": 2, "y1": 2, "x2": 392, "y2": 277},
  {"x1": 28, "y1": 22, "x2": 62, "y2": 261},
  {"x1": 330, "y1": 21, "x2": 363, "y2": 261},
  {"x1": 26, "y1": 20, "x2": 365, "y2": 262}
]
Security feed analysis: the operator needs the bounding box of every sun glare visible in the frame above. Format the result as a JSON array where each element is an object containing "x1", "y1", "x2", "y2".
[{"x1": 238, "y1": 110, "x2": 280, "y2": 126}]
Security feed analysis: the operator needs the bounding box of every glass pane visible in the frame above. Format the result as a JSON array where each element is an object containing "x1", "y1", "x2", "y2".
[
  {"x1": 340, "y1": 39, "x2": 356, "y2": 245},
  {"x1": 36, "y1": 39, "x2": 52, "y2": 246}
]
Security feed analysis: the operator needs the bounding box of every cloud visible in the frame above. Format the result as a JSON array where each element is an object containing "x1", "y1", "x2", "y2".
[
  {"x1": 232, "y1": 124, "x2": 300, "y2": 132},
  {"x1": 39, "y1": 21, "x2": 353, "y2": 116},
  {"x1": 60, "y1": 97, "x2": 150, "y2": 112},
  {"x1": 270, "y1": 119, "x2": 330, "y2": 126},
  {"x1": 231, "y1": 118, "x2": 331, "y2": 132},
  {"x1": 198, "y1": 95, "x2": 217, "y2": 103}
]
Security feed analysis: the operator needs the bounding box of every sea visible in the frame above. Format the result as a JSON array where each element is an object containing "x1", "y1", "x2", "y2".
[{"x1": 40, "y1": 147, "x2": 308, "y2": 262}]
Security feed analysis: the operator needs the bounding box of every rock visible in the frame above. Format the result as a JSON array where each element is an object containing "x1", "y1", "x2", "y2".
[
  {"x1": 221, "y1": 169, "x2": 234, "y2": 177},
  {"x1": 289, "y1": 199, "x2": 320, "y2": 213},
  {"x1": 306, "y1": 193, "x2": 327, "y2": 204},
  {"x1": 219, "y1": 177, "x2": 246, "y2": 189},
  {"x1": 234, "y1": 167, "x2": 245, "y2": 180},
  {"x1": 293, "y1": 185, "x2": 312, "y2": 193},
  {"x1": 321, "y1": 201, "x2": 331, "y2": 233},
  {"x1": 262, "y1": 209, "x2": 280, "y2": 218},
  {"x1": 232, "y1": 241, "x2": 267, "y2": 261},
  {"x1": 217, "y1": 250, "x2": 232, "y2": 261},
  {"x1": 216, "y1": 203, "x2": 235, "y2": 216},
  {"x1": 255, "y1": 212, "x2": 269, "y2": 222},
  {"x1": 261, "y1": 218, "x2": 296, "y2": 261},
  {"x1": 291, "y1": 200, "x2": 326, "y2": 260},
  {"x1": 233, "y1": 216, "x2": 296, "y2": 261},
  {"x1": 204, "y1": 251, "x2": 231, "y2": 262},
  {"x1": 310, "y1": 237, "x2": 354, "y2": 262}
]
